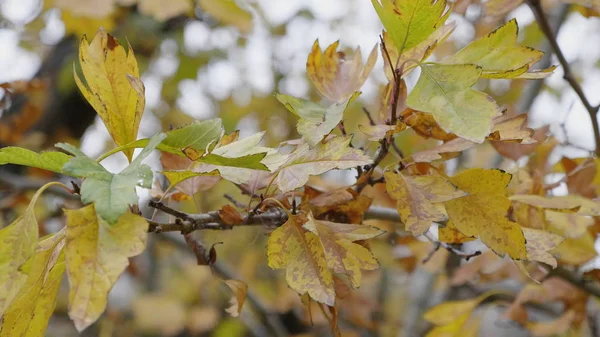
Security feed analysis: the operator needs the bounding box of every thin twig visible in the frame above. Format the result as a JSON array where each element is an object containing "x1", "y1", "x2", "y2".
[{"x1": 526, "y1": 0, "x2": 600, "y2": 155}]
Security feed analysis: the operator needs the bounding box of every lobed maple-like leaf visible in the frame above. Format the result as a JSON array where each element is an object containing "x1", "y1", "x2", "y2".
[
  {"x1": 445, "y1": 168, "x2": 527, "y2": 259},
  {"x1": 385, "y1": 171, "x2": 467, "y2": 234},
  {"x1": 62, "y1": 133, "x2": 165, "y2": 224},
  {"x1": 267, "y1": 213, "x2": 335, "y2": 305},
  {"x1": 303, "y1": 213, "x2": 384, "y2": 288},
  {"x1": 0, "y1": 230, "x2": 66, "y2": 337},
  {"x1": 306, "y1": 40, "x2": 377, "y2": 102},
  {"x1": 64, "y1": 204, "x2": 148, "y2": 332},
  {"x1": 74, "y1": 28, "x2": 145, "y2": 161},
  {"x1": 407, "y1": 63, "x2": 502, "y2": 143},
  {"x1": 443, "y1": 19, "x2": 544, "y2": 78},
  {"x1": 372, "y1": 0, "x2": 450, "y2": 55},
  {"x1": 273, "y1": 136, "x2": 373, "y2": 193},
  {"x1": 277, "y1": 92, "x2": 359, "y2": 146}
]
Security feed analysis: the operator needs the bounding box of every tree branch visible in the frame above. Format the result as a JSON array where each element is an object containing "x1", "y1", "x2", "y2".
[{"x1": 526, "y1": 0, "x2": 600, "y2": 155}]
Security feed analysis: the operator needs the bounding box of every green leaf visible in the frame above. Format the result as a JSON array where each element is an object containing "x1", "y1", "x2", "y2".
[
  {"x1": 443, "y1": 19, "x2": 544, "y2": 78},
  {"x1": 0, "y1": 147, "x2": 72, "y2": 174},
  {"x1": 198, "y1": 153, "x2": 268, "y2": 170},
  {"x1": 372, "y1": 0, "x2": 450, "y2": 55},
  {"x1": 406, "y1": 63, "x2": 501, "y2": 143},
  {"x1": 276, "y1": 92, "x2": 359, "y2": 146},
  {"x1": 0, "y1": 230, "x2": 66, "y2": 337},
  {"x1": 274, "y1": 136, "x2": 373, "y2": 192},
  {"x1": 62, "y1": 133, "x2": 166, "y2": 224},
  {"x1": 97, "y1": 119, "x2": 223, "y2": 161}
]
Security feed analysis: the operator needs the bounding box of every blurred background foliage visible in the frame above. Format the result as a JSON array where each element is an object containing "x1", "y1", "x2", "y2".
[{"x1": 1, "y1": 0, "x2": 600, "y2": 336}]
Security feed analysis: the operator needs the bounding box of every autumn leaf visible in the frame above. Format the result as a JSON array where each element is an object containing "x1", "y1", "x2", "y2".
[
  {"x1": 522, "y1": 227, "x2": 563, "y2": 268},
  {"x1": 223, "y1": 279, "x2": 248, "y2": 317},
  {"x1": 407, "y1": 137, "x2": 476, "y2": 163},
  {"x1": 358, "y1": 122, "x2": 406, "y2": 141},
  {"x1": 545, "y1": 211, "x2": 593, "y2": 238},
  {"x1": 306, "y1": 40, "x2": 377, "y2": 102},
  {"x1": 0, "y1": 183, "x2": 57, "y2": 317},
  {"x1": 443, "y1": 20, "x2": 544, "y2": 78},
  {"x1": 277, "y1": 92, "x2": 360, "y2": 146},
  {"x1": 0, "y1": 147, "x2": 72, "y2": 174},
  {"x1": 303, "y1": 213, "x2": 384, "y2": 287},
  {"x1": 384, "y1": 171, "x2": 466, "y2": 234},
  {"x1": 74, "y1": 28, "x2": 144, "y2": 161},
  {"x1": 487, "y1": 113, "x2": 536, "y2": 143},
  {"x1": 62, "y1": 133, "x2": 165, "y2": 224},
  {"x1": 273, "y1": 136, "x2": 373, "y2": 192},
  {"x1": 0, "y1": 230, "x2": 66, "y2": 337},
  {"x1": 267, "y1": 213, "x2": 335, "y2": 306},
  {"x1": 445, "y1": 168, "x2": 527, "y2": 259},
  {"x1": 401, "y1": 108, "x2": 457, "y2": 141},
  {"x1": 372, "y1": 0, "x2": 450, "y2": 55},
  {"x1": 64, "y1": 204, "x2": 148, "y2": 332},
  {"x1": 510, "y1": 194, "x2": 600, "y2": 215},
  {"x1": 160, "y1": 152, "x2": 221, "y2": 196},
  {"x1": 197, "y1": 0, "x2": 253, "y2": 34},
  {"x1": 407, "y1": 63, "x2": 502, "y2": 143}
]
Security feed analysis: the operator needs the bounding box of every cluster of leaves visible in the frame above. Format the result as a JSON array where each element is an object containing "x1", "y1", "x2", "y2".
[{"x1": 2, "y1": 0, "x2": 600, "y2": 335}]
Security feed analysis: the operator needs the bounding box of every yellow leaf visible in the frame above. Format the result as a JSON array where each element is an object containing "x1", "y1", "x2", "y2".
[
  {"x1": 267, "y1": 213, "x2": 335, "y2": 306},
  {"x1": 445, "y1": 169, "x2": 527, "y2": 259},
  {"x1": 0, "y1": 230, "x2": 66, "y2": 337},
  {"x1": 0, "y1": 184, "x2": 55, "y2": 316},
  {"x1": 438, "y1": 221, "x2": 476, "y2": 243},
  {"x1": 197, "y1": 0, "x2": 253, "y2": 34},
  {"x1": 303, "y1": 213, "x2": 384, "y2": 288},
  {"x1": 74, "y1": 28, "x2": 144, "y2": 161},
  {"x1": 64, "y1": 204, "x2": 148, "y2": 331},
  {"x1": 424, "y1": 290, "x2": 499, "y2": 325},
  {"x1": 138, "y1": 0, "x2": 193, "y2": 21},
  {"x1": 406, "y1": 63, "x2": 502, "y2": 143},
  {"x1": 545, "y1": 211, "x2": 593, "y2": 238},
  {"x1": 443, "y1": 19, "x2": 544, "y2": 78},
  {"x1": 224, "y1": 279, "x2": 248, "y2": 317},
  {"x1": 372, "y1": 0, "x2": 450, "y2": 55},
  {"x1": 551, "y1": 232, "x2": 597, "y2": 266},
  {"x1": 510, "y1": 195, "x2": 600, "y2": 215},
  {"x1": 521, "y1": 227, "x2": 563, "y2": 268},
  {"x1": 306, "y1": 40, "x2": 377, "y2": 102},
  {"x1": 384, "y1": 171, "x2": 467, "y2": 234},
  {"x1": 425, "y1": 311, "x2": 471, "y2": 337}
]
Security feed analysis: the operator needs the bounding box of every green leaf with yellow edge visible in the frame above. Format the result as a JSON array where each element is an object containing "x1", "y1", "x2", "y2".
[
  {"x1": 276, "y1": 92, "x2": 360, "y2": 146},
  {"x1": 302, "y1": 212, "x2": 384, "y2": 288},
  {"x1": 510, "y1": 194, "x2": 600, "y2": 215},
  {"x1": 372, "y1": 0, "x2": 450, "y2": 55},
  {"x1": 443, "y1": 19, "x2": 544, "y2": 78},
  {"x1": 274, "y1": 136, "x2": 373, "y2": 193},
  {"x1": 63, "y1": 133, "x2": 165, "y2": 224},
  {"x1": 96, "y1": 119, "x2": 223, "y2": 161},
  {"x1": 0, "y1": 183, "x2": 57, "y2": 317},
  {"x1": 445, "y1": 168, "x2": 527, "y2": 259},
  {"x1": 522, "y1": 227, "x2": 563, "y2": 268},
  {"x1": 197, "y1": 0, "x2": 253, "y2": 34},
  {"x1": 0, "y1": 230, "x2": 66, "y2": 337},
  {"x1": 267, "y1": 213, "x2": 335, "y2": 306},
  {"x1": 64, "y1": 204, "x2": 148, "y2": 332},
  {"x1": 306, "y1": 40, "x2": 377, "y2": 102},
  {"x1": 0, "y1": 147, "x2": 72, "y2": 174},
  {"x1": 74, "y1": 28, "x2": 144, "y2": 161},
  {"x1": 384, "y1": 171, "x2": 466, "y2": 235},
  {"x1": 381, "y1": 22, "x2": 456, "y2": 79},
  {"x1": 406, "y1": 63, "x2": 502, "y2": 143}
]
